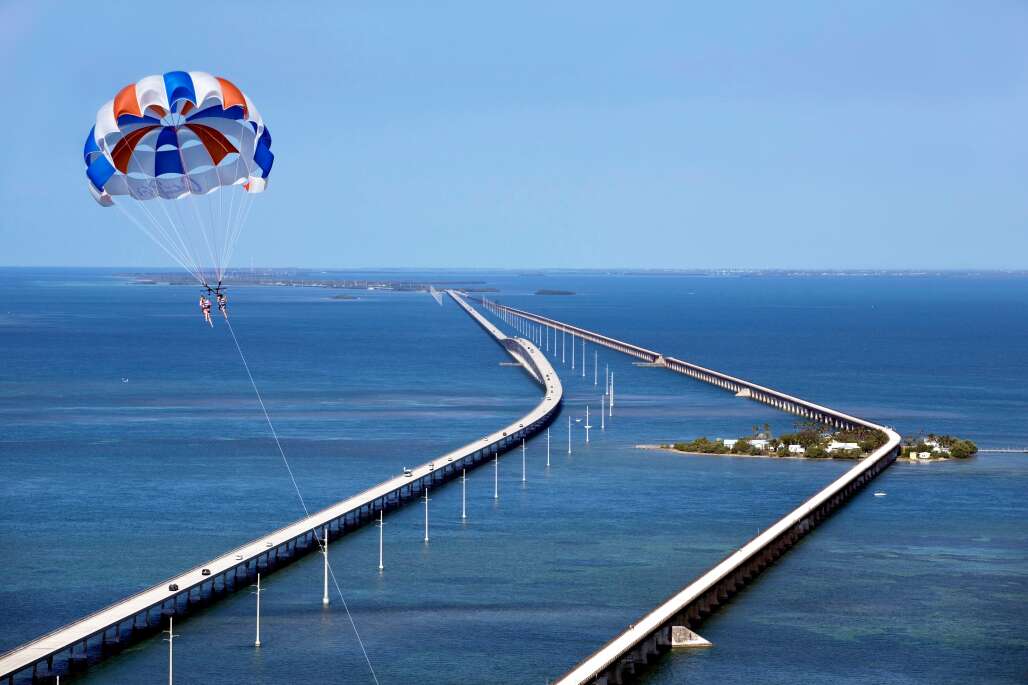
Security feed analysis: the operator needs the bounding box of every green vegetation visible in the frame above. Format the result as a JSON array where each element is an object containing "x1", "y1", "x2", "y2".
[
  {"x1": 901, "y1": 434, "x2": 978, "y2": 460},
  {"x1": 731, "y1": 439, "x2": 757, "y2": 455},
  {"x1": 949, "y1": 440, "x2": 977, "y2": 459},
  {"x1": 659, "y1": 425, "x2": 977, "y2": 464},
  {"x1": 837, "y1": 427, "x2": 888, "y2": 452},
  {"x1": 774, "y1": 427, "x2": 823, "y2": 449},
  {"x1": 663, "y1": 437, "x2": 727, "y2": 454},
  {"x1": 805, "y1": 445, "x2": 828, "y2": 458},
  {"x1": 660, "y1": 419, "x2": 888, "y2": 461}
]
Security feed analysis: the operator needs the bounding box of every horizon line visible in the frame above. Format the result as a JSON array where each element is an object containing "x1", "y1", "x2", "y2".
[{"x1": 2, "y1": 265, "x2": 1027, "y2": 275}]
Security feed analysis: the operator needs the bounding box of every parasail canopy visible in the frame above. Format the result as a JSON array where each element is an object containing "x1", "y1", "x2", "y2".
[{"x1": 83, "y1": 71, "x2": 274, "y2": 288}]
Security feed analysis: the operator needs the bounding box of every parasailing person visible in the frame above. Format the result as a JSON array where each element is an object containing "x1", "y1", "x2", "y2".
[
  {"x1": 82, "y1": 71, "x2": 274, "y2": 321},
  {"x1": 199, "y1": 293, "x2": 213, "y2": 326},
  {"x1": 215, "y1": 284, "x2": 228, "y2": 319}
]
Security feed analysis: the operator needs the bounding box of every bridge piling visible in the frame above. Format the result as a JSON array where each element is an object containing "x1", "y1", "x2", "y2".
[
  {"x1": 473, "y1": 299, "x2": 902, "y2": 685},
  {"x1": 1, "y1": 292, "x2": 567, "y2": 684}
]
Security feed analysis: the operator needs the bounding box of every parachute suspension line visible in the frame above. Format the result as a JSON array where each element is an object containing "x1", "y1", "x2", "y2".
[
  {"x1": 231, "y1": 185, "x2": 252, "y2": 266},
  {"x1": 123, "y1": 196, "x2": 203, "y2": 284},
  {"x1": 223, "y1": 174, "x2": 240, "y2": 280},
  {"x1": 214, "y1": 187, "x2": 230, "y2": 284},
  {"x1": 160, "y1": 189, "x2": 209, "y2": 286},
  {"x1": 217, "y1": 190, "x2": 232, "y2": 283},
  {"x1": 223, "y1": 317, "x2": 380, "y2": 685},
  {"x1": 120, "y1": 165, "x2": 201, "y2": 282},
  {"x1": 220, "y1": 152, "x2": 257, "y2": 279},
  {"x1": 223, "y1": 139, "x2": 257, "y2": 276},
  {"x1": 182, "y1": 142, "x2": 222, "y2": 284},
  {"x1": 216, "y1": 166, "x2": 227, "y2": 282},
  {"x1": 225, "y1": 188, "x2": 255, "y2": 273},
  {"x1": 223, "y1": 185, "x2": 242, "y2": 273},
  {"x1": 174, "y1": 140, "x2": 218, "y2": 285},
  {"x1": 124, "y1": 150, "x2": 208, "y2": 286},
  {"x1": 224, "y1": 185, "x2": 238, "y2": 281},
  {"x1": 219, "y1": 189, "x2": 237, "y2": 284},
  {"x1": 205, "y1": 183, "x2": 223, "y2": 281},
  {"x1": 117, "y1": 199, "x2": 186, "y2": 271},
  {"x1": 186, "y1": 189, "x2": 221, "y2": 286},
  {"x1": 166, "y1": 191, "x2": 204, "y2": 283},
  {"x1": 114, "y1": 202, "x2": 201, "y2": 279}
]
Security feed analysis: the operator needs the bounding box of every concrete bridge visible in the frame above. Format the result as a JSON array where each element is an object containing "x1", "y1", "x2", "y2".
[
  {"x1": 0, "y1": 290, "x2": 561, "y2": 684},
  {"x1": 472, "y1": 296, "x2": 901, "y2": 685}
]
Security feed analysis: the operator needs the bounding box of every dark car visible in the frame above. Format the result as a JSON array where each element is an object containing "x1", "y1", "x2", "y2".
[
  {"x1": 201, "y1": 569, "x2": 211, "y2": 576},
  {"x1": 168, "y1": 583, "x2": 179, "y2": 591}
]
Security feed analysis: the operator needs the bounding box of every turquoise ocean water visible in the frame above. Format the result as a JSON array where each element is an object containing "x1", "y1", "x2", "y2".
[{"x1": 0, "y1": 269, "x2": 1025, "y2": 683}]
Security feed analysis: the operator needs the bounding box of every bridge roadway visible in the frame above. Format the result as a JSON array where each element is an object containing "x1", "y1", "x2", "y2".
[
  {"x1": 0, "y1": 290, "x2": 562, "y2": 684},
  {"x1": 473, "y1": 297, "x2": 901, "y2": 685}
]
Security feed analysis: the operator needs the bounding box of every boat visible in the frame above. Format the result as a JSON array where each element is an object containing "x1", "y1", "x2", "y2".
[{"x1": 874, "y1": 491, "x2": 887, "y2": 497}]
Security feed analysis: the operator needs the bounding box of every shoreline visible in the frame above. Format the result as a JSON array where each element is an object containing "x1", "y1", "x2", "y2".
[
  {"x1": 635, "y1": 444, "x2": 958, "y2": 463},
  {"x1": 635, "y1": 444, "x2": 811, "y2": 460}
]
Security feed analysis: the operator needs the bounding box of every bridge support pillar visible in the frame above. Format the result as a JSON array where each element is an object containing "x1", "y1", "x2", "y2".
[
  {"x1": 645, "y1": 633, "x2": 662, "y2": 658},
  {"x1": 69, "y1": 651, "x2": 89, "y2": 673},
  {"x1": 615, "y1": 658, "x2": 634, "y2": 683}
]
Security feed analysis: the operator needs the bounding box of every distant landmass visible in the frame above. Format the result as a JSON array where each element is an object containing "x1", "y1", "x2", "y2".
[
  {"x1": 120, "y1": 271, "x2": 499, "y2": 294},
  {"x1": 535, "y1": 289, "x2": 575, "y2": 296}
]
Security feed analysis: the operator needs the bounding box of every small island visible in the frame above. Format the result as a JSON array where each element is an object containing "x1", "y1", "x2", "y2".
[
  {"x1": 899, "y1": 434, "x2": 978, "y2": 461},
  {"x1": 535, "y1": 289, "x2": 575, "y2": 296},
  {"x1": 641, "y1": 422, "x2": 977, "y2": 462},
  {"x1": 330, "y1": 294, "x2": 359, "y2": 301}
]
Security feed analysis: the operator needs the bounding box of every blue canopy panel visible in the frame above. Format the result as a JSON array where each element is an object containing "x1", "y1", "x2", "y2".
[
  {"x1": 83, "y1": 126, "x2": 100, "y2": 164},
  {"x1": 187, "y1": 104, "x2": 246, "y2": 122},
  {"x1": 115, "y1": 113, "x2": 161, "y2": 128},
  {"x1": 84, "y1": 126, "x2": 117, "y2": 191},
  {"x1": 254, "y1": 126, "x2": 274, "y2": 177},
  {"x1": 86, "y1": 153, "x2": 116, "y2": 192},
  {"x1": 154, "y1": 149, "x2": 184, "y2": 176},
  {"x1": 163, "y1": 71, "x2": 196, "y2": 112},
  {"x1": 155, "y1": 126, "x2": 179, "y2": 150}
]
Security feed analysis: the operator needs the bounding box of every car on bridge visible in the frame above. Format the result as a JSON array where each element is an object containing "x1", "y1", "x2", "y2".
[{"x1": 168, "y1": 584, "x2": 179, "y2": 591}]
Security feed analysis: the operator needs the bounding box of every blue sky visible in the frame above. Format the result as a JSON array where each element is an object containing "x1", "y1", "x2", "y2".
[{"x1": 1, "y1": 1, "x2": 1025, "y2": 269}]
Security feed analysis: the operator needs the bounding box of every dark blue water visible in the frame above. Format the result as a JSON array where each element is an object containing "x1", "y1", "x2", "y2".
[{"x1": 0, "y1": 269, "x2": 1024, "y2": 684}]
